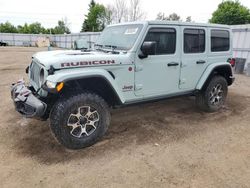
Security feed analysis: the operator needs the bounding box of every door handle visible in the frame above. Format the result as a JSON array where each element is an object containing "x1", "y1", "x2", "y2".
[
  {"x1": 168, "y1": 62, "x2": 179, "y2": 67},
  {"x1": 196, "y1": 60, "x2": 206, "y2": 64}
]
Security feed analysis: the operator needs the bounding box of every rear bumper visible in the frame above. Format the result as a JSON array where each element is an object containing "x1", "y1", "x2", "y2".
[
  {"x1": 11, "y1": 79, "x2": 47, "y2": 118},
  {"x1": 230, "y1": 75, "x2": 235, "y2": 85}
]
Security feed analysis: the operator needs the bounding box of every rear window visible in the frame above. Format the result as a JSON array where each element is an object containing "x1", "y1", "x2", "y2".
[
  {"x1": 184, "y1": 29, "x2": 205, "y2": 53},
  {"x1": 211, "y1": 30, "x2": 230, "y2": 52}
]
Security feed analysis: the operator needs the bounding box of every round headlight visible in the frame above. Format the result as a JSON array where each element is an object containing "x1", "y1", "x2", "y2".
[
  {"x1": 46, "y1": 80, "x2": 57, "y2": 88},
  {"x1": 39, "y1": 68, "x2": 45, "y2": 85}
]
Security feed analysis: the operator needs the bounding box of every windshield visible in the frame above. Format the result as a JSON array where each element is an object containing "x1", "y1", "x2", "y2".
[{"x1": 96, "y1": 24, "x2": 143, "y2": 51}]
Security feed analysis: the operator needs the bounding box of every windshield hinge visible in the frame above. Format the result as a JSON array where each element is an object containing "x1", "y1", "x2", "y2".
[{"x1": 135, "y1": 64, "x2": 143, "y2": 72}]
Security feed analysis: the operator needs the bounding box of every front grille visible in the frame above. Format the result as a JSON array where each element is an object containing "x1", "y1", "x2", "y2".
[{"x1": 30, "y1": 60, "x2": 41, "y2": 88}]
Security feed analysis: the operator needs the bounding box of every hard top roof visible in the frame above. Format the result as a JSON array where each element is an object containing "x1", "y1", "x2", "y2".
[{"x1": 109, "y1": 20, "x2": 230, "y2": 29}]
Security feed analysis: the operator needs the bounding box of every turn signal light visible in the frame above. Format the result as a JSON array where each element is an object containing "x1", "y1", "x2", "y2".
[{"x1": 56, "y1": 82, "x2": 64, "y2": 92}]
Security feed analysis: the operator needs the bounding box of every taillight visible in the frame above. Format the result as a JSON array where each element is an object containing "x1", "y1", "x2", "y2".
[{"x1": 228, "y1": 58, "x2": 235, "y2": 67}]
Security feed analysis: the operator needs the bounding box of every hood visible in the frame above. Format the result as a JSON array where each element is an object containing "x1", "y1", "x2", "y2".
[{"x1": 32, "y1": 50, "x2": 130, "y2": 70}]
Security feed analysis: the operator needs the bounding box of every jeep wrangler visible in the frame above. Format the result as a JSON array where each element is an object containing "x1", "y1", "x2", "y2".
[{"x1": 11, "y1": 21, "x2": 235, "y2": 149}]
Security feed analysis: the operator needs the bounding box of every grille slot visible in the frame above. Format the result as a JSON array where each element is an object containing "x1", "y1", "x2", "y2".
[{"x1": 30, "y1": 60, "x2": 41, "y2": 88}]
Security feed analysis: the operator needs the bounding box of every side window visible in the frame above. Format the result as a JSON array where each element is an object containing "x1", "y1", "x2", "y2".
[
  {"x1": 184, "y1": 29, "x2": 205, "y2": 53},
  {"x1": 144, "y1": 28, "x2": 176, "y2": 55},
  {"x1": 211, "y1": 30, "x2": 230, "y2": 52}
]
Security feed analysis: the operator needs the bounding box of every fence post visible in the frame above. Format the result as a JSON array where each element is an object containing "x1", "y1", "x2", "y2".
[{"x1": 12, "y1": 34, "x2": 15, "y2": 46}]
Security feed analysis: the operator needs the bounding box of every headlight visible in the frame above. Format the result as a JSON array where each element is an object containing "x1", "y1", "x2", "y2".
[{"x1": 46, "y1": 80, "x2": 57, "y2": 88}]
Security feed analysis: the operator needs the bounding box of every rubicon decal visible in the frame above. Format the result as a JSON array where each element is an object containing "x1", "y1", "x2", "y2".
[{"x1": 61, "y1": 60, "x2": 115, "y2": 67}]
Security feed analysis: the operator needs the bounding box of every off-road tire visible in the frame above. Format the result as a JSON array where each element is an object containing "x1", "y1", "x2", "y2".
[
  {"x1": 50, "y1": 92, "x2": 110, "y2": 149},
  {"x1": 196, "y1": 75, "x2": 228, "y2": 112}
]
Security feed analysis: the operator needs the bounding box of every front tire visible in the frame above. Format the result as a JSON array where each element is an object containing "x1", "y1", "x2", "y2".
[
  {"x1": 196, "y1": 76, "x2": 228, "y2": 112},
  {"x1": 50, "y1": 92, "x2": 110, "y2": 149}
]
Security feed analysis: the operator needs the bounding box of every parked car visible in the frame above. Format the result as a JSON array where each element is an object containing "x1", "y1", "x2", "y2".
[
  {"x1": 74, "y1": 38, "x2": 90, "y2": 50},
  {"x1": 0, "y1": 41, "x2": 8, "y2": 46}
]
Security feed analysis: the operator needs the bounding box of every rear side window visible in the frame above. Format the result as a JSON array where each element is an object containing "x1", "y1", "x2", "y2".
[
  {"x1": 144, "y1": 28, "x2": 176, "y2": 55},
  {"x1": 184, "y1": 29, "x2": 205, "y2": 53},
  {"x1": 211, "y1": 30, "x2": 230, "y2": 52}
]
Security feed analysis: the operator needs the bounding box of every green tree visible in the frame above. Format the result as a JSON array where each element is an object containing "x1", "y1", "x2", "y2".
[
  {"x1": 210, "y1": 0, "x2": 250, "y2": 25},
  {"x1": 17, "y1": 23, "x2": 30, "y2": 33},
  {"x1": 0, "y1": 21, "x2": 18, "y2": 33},
  {"x1": 0, "y1": 20, "x2": 71, "y2": 34},
  {"x1": 28, "y1": 22, "x2": 45, "y2": 34},
  {"x1": 81, "y1": 0, "x2": 110, "y2": 32},
  {"x1": 53, "y1": 20, "x2": 71, "y2": 34}
]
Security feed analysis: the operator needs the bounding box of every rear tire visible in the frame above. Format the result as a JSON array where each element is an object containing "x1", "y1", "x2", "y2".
[
  {"x1": 196, "y1": 76, "x2": 228, "y2": 112},
  {"x1": 50, "y1": 92, "x2": 110, "y2": 149}
]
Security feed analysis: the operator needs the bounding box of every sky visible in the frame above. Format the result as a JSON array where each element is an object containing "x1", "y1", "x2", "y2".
[{"x1": 0, "y1": 0, "x2": 250, "y2": 33}]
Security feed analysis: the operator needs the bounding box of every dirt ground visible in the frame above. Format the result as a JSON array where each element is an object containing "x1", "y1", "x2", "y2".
[{"x1": 0, "y1": 47, "x2": 249, "y2": 188}]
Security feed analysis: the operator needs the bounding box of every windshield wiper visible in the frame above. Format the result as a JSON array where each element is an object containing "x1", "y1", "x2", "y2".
[
  {"x1": 104, "y1": 45, "x2": 117, "y2": 49},
  {"x1": 79, "y1": 47, "x2": 89, "y2": 52},
  {"x1": 94, "y1": 44, "x2": 126, "y2": 54},
  {"x1": 94, "y1": 44, "x2": 103, "y2": 48},
  {"x1": 103, "y1": 45, "x2": 120, "y2": 54},
  {"x1": 105, "y1": 45, "x2": 129, "y2": 54},
  {"x1": 94, "y1": 44, "x2": 109, "y2": 53}
]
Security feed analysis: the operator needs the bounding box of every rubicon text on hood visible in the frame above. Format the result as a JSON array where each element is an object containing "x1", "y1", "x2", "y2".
[{"x1": 61, "y1": 60, "x2": 116, "y2": 67}]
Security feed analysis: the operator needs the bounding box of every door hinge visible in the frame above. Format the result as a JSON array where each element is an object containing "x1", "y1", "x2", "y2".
[{"x1": 179, "y1": 79, "x2": 186, "y2": 85}]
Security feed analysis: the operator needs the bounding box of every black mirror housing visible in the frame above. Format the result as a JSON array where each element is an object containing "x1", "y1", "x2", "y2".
[{"x1": 139, "y1": 41, "x2": 156, "y2": 59}]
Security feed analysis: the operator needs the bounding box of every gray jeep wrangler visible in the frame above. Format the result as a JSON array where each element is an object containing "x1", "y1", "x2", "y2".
[{"x1": 11, "y1": 21, "x2": 235, "y2": 149}]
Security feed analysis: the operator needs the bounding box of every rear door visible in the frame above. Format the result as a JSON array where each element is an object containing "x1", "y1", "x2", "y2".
[
  {"x1": 179, "y1": 27, "x2": 208, "y2": 90},
  {"x1": 134, "y1": 25, "x2": 181, "y2": 97}
]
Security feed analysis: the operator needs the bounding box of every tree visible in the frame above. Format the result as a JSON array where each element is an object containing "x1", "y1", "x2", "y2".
[
  {"x1": 156, "y1": 12, "x2": 167, "y2": 20},
  {"x1": 17, "y1": 23, "x2": 30, "y2": 34},
  {"x1": 129, "y1": 0, "x2": 145, "y2": 21},
  {"x1": 156, "y1": 12, "x2": 181, "y2": 21},
  {"x1": 0, "y1": 22, "x2": 18, "y2": 33},
  {"x1": 0, "y1": 20, "x2": 70, "y2": 34},
  {"x1": 166, "y1": 13, "x2": 181, "y2": 21},
  {"x1": 210, "y1": 0, "x2": 250, "y2": 25},
  {"x1": 107, "y1": 0, "x2": 145, "y2": 24},
  {"x1": 111, "y1": 0, "x2": 128, "y2": 23},
  {"x1": 82, "y1": 0, "x2": 95, "y2": 31},
  {"x1": 186, "y1": 16, "x2": 192, "y2": 22},
  {"x1": 28, "y1": 22, "x2": 46, "y2": 34},
  {"x1": 82, "y1": 0, "x2": 110, "y2": 32},
  {"x1": 156, "y1": 13, "x2": 193, "y2": 22},
  {"x1": 53, "y1": 20, "x2": 71, "y2": 34},
  {"x1": 105, "y1": 5, "x2": 113, "y2": 25}
]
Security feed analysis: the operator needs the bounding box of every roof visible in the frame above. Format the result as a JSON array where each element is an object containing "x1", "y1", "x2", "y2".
[
  {"x1": 148, "y1": 20, "x2": 230, "y2": 28},
  {"x1": 109, "y1": 20, "x2": 230, "y2": 29}
]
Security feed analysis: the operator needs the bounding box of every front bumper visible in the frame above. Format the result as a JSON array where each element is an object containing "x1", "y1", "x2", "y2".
[{"x1": 11, "y1": 79, "x2": 47, "y2": 118}]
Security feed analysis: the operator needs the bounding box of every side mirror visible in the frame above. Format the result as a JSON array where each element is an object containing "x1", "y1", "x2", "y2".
[{"x1": 139, "y1": 41, "x2": 156, "y2": 59}]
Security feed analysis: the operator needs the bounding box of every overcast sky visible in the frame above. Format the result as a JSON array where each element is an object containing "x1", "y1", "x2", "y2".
[{"x1": 0, "y1": 0, "x2": 250, "y2": 33}]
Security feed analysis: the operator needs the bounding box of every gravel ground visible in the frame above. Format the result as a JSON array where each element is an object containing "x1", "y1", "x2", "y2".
[{"x1": 0, "y1": 47, "x2": 249, "y2": 188}]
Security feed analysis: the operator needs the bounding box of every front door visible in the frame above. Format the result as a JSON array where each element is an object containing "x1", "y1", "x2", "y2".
[{"x1": 134, "y1": 26, "x2": 181, "y2": 97}]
